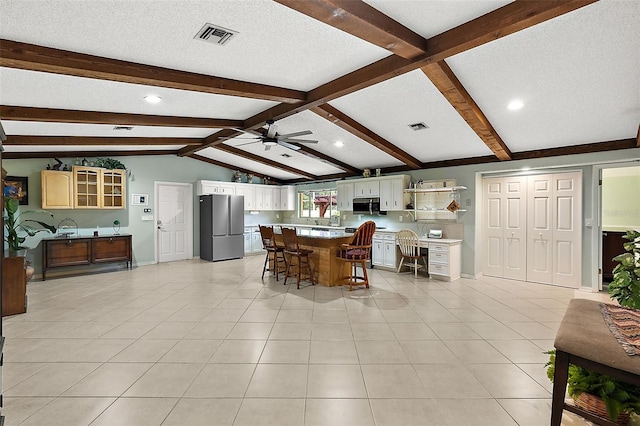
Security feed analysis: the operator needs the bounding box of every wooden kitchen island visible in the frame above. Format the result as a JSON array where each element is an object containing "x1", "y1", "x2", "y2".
[{"x1": 275, "y1": 228, "x2": 354, "y2": 286}]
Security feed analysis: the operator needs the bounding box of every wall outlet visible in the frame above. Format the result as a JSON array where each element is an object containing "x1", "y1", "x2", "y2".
[
  {"x1": 343, "y1": 215, "x2": 347, "y2": 220},
  {"x1": 466, "y1": 199, "x2": 471, "y2": 207},
  {"x1": 585, "y1": 218, "x2": 593, "y2": 227},
  {"x1": 399, "y1": 215, "x2": 403, "y2": 222},
  {"x1": 276, "y1": 214, "x2": 280, "y2": 219},
  {"x1": 358, "y1": 214, "x2": 363, "y2": 221}
]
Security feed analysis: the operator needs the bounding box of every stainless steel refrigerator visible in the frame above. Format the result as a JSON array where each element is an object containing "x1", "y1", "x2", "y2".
[{"x1": 199, "y1": 194, "x2": 245, "y2": 261}]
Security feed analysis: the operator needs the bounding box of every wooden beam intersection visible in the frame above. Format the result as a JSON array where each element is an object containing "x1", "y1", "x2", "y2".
[{"x1": 214, "y1": 144, "x2": 317, "y2": 180}]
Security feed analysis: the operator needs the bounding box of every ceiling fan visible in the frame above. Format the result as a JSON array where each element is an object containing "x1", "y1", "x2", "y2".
[{"x1": 220, "y1": 119, "x2": 318, "y2": 151}]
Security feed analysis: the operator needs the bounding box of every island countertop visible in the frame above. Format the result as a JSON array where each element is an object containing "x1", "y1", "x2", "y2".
[{"x1": 272, "y1": 228, "x2": 354, "y2": 286}]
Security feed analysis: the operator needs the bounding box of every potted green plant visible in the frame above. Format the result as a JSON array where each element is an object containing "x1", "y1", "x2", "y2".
[
  {"x1": 545, "y1": 349, "x2": 640, "y2": 423},
  {"x1": 609, "y1": 229, "x2": 640, "y2": 309},
  {"x1": 4, "y1": 196, "x2": 56, "y2": 256},
  {"x1": 545, "y1": 229, "x2": 640, "y2": 423}
]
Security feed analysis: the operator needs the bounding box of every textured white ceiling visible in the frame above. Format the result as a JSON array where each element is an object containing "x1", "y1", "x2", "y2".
[{"x1": 1, "y1": 0, "x2": 638, "y2": 179}]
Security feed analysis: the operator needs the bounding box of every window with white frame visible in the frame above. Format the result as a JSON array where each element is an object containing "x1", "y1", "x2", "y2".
[{"x1": 298, "y1": 189, "x2": 340, "y2": 219}]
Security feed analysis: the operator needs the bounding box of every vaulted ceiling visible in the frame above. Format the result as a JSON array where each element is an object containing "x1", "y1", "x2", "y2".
[{"x1": 1, "y1": 0, "x2": 638, "y2": 183}]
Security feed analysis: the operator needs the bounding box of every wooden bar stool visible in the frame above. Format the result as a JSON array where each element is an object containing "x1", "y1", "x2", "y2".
[
  {"x1": 336, "y1": 221, "x2": 376, "y2": 291},
  {"x1": 259, "y1": 225, "x2": 286, "y2": 281},
  {"x1": 281, "y1": 227, "x2": 314, "y2": 289}
]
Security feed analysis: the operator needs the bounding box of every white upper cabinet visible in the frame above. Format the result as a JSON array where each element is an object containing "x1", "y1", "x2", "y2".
[
  {"x1": 336, "y1": 182, "x2": 354, "y2": 211},
  {"x1": 354, "y1": 180, "x2": 379, "y2": 197},
  {"x1": 196, "y1": 180, "x2": 294, "y2": 211},
  {"x1": 280, "y1": 186, "x2": 295, "y2": 211},
  {"x1": 380, "y1": 176, "x2": 410, "y2": 211}
]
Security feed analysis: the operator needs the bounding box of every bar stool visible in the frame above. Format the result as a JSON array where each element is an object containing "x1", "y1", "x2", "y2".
[
  {"x1": 336, "y1": 221, "x2": 376, "y2": 291},
  {"x1": 281, "y1": 227, "x2": 315, "y2": 289},
  {"x1": 259, "y1": 225, "x2": 286, "y2": 281}
]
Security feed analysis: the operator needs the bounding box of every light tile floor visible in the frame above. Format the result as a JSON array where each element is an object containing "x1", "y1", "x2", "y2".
[{"x1": 0, "y1": 256, "x2": 629, "y2": 425}]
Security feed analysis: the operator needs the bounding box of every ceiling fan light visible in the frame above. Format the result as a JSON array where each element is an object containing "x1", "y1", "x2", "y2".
[{"x1": 263, "y1": 139, "x2": 278, "y2": 146}]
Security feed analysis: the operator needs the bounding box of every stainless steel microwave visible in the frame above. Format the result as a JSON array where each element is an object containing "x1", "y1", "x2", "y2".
[{"x1": 352, "y1": 197, "x2": 386, "y2": 215}]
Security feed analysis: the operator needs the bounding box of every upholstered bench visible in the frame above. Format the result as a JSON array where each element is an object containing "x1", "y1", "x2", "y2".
[{"x1": 551, "y1": 298, "x2": 640, "y2": 426}]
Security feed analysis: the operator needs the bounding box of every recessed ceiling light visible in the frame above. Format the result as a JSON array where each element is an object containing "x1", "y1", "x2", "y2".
[
  {"x1": 144, "y1": 95, "x2": 162, "y2": 104},
  {"x1": 334, "y1": 141, "x2": 344, "y2": 148},
  {"x1": 113, "y1": 126, "x2": 133, "y2": 131},
  {"x1": 281, "y1": 153, "x2": 291, "y2": 158},
  {"x1": 507, "y1": 100, "x2": 524, "y2": 111},
  {"x1": 522, "y1": 166, "x2": 530, "y2": 171}
]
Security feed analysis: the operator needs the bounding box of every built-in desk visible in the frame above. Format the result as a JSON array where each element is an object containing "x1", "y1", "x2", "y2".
[
  {"x1": 417, "y1": 238, "x2": 462, "y2": 281},
  {"x1": 42, "y1": 234, "x2": 132, "y2": 280}
]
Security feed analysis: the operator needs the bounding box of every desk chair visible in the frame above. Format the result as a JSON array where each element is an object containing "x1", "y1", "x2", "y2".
[{"x1": 396, "y1": 229, "x2": 427, "y2": 277}]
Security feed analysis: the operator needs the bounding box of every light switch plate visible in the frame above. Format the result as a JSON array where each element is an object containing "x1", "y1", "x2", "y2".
[{"x1": 141, "y1": 215, "x2": 154, "y2": 221}]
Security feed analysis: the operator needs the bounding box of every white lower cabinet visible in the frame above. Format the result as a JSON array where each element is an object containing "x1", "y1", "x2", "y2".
[
  {"x1": 372, "y1": 232, "x2": 397, "y2": 269},
  {"x1": 244, "y1": 227, "x2": 265, "y2": 255},
  {"x1": 428, "y1": 241, "x2": 461, "y2": 281}
]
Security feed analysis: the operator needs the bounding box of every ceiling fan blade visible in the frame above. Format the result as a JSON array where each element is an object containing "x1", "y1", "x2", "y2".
[
  {"x1": 235, "y1": 140, "x2": 261, "y2": 147},
  {"x1": 277, "y1": 141, "x2": 301, "y2": 151},
  {"x1": 280, "y1": 138, "x2": 318, "y2": 144},
  {"x1": 278, "y1": 130, "x2": 312, "y2": 138},
  {"x1": 266, "y1": 123, "x2": 277, "y2": 138}
]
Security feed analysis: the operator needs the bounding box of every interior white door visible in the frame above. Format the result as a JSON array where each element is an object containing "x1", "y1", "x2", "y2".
[
  {"x1": 483, "y1": 178, "x2": 505, "y2": 277},
  {"x1": 527, "y1": 174, "x2": 554, "y2": 284},
  {"x1": 526, "y1": 172, "x2": 582, "y2": 287},
  {"x1": 552, "y1": 172, "x2": 582, "y2": 287},
  {"x1": 156, "y1": 182, "x2": 193, "y2": 263},
  {"x1": 482, "y1": 176, "x2": 527, "y2": 280},
  {"x1": 503, "y1": 176, "x2": 527, "y2": 281}
]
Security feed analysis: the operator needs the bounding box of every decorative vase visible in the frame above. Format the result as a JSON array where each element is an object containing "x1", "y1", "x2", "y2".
[
  {"x1": 246, "y1": 173, "x2": 254, "y2": 184},
  {"x1": 574, "y1": 392, "x2": 630, "y2": 425},
  {"x1": 363, "y1": 168, "x2": 371, "y2": 178}
]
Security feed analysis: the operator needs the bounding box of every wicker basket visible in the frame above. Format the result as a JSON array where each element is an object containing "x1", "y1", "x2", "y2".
[{"x1": 574, "y1": 392, "x2": 630, "y2": 425}]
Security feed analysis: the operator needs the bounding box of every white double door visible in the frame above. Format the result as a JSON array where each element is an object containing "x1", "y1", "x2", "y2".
[{"x1": 482, "y1": 172, "x2": 582, "y2": 287}]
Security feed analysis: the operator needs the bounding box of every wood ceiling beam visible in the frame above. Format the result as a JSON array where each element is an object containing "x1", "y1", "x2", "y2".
[
  {"x1": 511, "y1": 138, "x2": 637, "y2": 160},
  {"x1": 190, "y1": 153, "x2": 268, "y2": 181},
  {"x1": 311, "y1": 104, "x2": 422, "y2": 169},
  {"x1": 294, "y1": 145, "x2": 361, "y2": 175},
  {"x1": 2, "y1": 150, "x2": 178, "y2": 159},
  {"x1": 0, "y1": 39, "x2": 306, "y2": 103},
  {"x1": 4, "y1": 135, "x2": 202, "y2": 146},
  {"x1": 0, "y1": 105, "x2": 243, "y2": 129},
  {"x1": 275, "y1": 0, "x2": 427, "y2": 59},
  {"x1": 237, "y1": 1, "x2": 597, "y2": 137},
  {"x1": 214, "y1": 144, "x2": 317, "y2": 180},
  {"x1": 421, "y1": 61, "x2": 512, "y2": 161}
]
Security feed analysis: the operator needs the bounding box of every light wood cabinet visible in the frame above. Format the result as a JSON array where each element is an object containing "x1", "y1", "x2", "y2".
[
  {"x1": 43, "y1": 167, "x2": 126, "y2": 210},
  {"x1": 41, "y1": 170, "x2": 74, "y2": 209},
  {"x1": 73, "y1": 166, "x2": 101, "y2": 208},
  {"x1": 101, "y1": 169, "x2": 126, "y2": 209}
]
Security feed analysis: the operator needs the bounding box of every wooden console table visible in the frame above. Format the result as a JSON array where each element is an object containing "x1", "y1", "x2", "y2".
[
  {"x1": 2, "y1": 256, "x2": 27, "y2": 316},
  {"x1": 42, "y1": 234, "x2": 132, "y2": 280}
]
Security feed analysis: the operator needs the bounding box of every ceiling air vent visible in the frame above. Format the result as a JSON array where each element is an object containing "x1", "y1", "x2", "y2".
[
  {"x1": 408, "y1": 122, "x2": 428, "y2": 131},
  {"x1": 194, "y1": 23, "x2": 237, "y2": 46},
  {"x1": 281, "y1": 153, "x2": 292, "y2": 158},
  {"x1": 113, "y1": 126, "x2": 133, "y2": 131}
]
